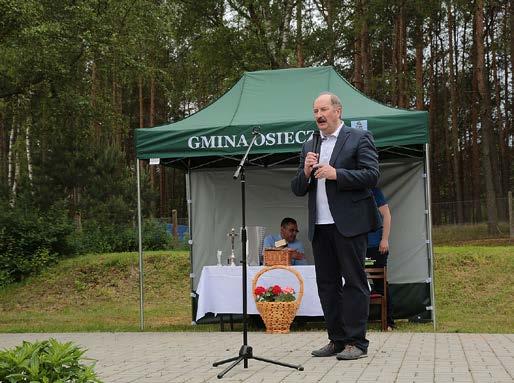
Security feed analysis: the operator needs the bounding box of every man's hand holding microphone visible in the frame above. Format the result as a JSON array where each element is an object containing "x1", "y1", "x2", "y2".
[{"x1": 304, "y1": 131, "x2": 336, "y2": 180}]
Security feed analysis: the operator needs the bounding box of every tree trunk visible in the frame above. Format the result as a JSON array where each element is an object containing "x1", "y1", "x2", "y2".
[
  {"x1": 91, "y1": 61, "x2": 100, "y2": 141},
  {"x1": 474, "y1": 0, "x2": 498, "y2": 233},
  {"x1": 323, "y1": 0, "x2": 334, "y2": 65},
  {"x1": 8, "y1": 131, "x2": 18, "y2": 207},
  {"x1": 9, "y1": 99, "x2": 20, "y2": 207},
  {"x1": 277, "y1": 1, "x2": 293, "y2": 67},
  {"x1": 296, "y1": 0, "x2": 304, "y2": 67},
  {"x1": 354, "y1": 33, "x2": 363, "y2": 90},
  {"x1": 111, "y1": 78, "x2": 122, "y2": 149},
  {"x1": 7, "y1": 120, "x2": 16, "y2": 192},
  {"x1": 441, "y1": 58, "x2": 454, "y2": 223},
  {"x1": 488, "y1": 15, "x2": 506, "y2": 220},
  {"x1": 491, "y1": 35, "x2": 507, "y2": 220},
  {"x1": 392, "y1": 14, "x2": 399, "y2": 106},
  {"x1": 150, "y1": 76, "x2": 155, "y2": 128},
  {"x1": 415, "y1": 19, "x2": 424, "y2": 110},
  {"x1": 392, "y1": 5, "x2": 407, "y2": 108},
  {"x1": 504, "y1": 0, "x2": 512, "y2": 197},
  {"x1": 398, "y1": 6, "x2": 407, "y2": 107},
  {"x1": 0, "y1": 110, "x2": 5, "y2": 183},
  {"x1": 448, "y1": 3, "x2": 464, "y2": 223},
  {"x1": 73, "y1": 186, "x2": 82, "y2": 231},
  {"x1": 353, "y1": 0, "x2": 363, "y2": 90},
  {"x1": 470, "y1": 37, "x2": 482, "y2": 223},
  {"x1": 139, "y1": 76, "x2": 144, "y2": 129},
  {"x1": 428, "y1": 23, "x2": 440, "y2": 223},
  {"x1": 148, "y1": 74, "x2": 166, "y2": 218},
  {"x1": 381, "y1": 40, "x2": 386, "y2": 101},
  {"x1": 10, "y1": 149, "x2": 19, "y2": 207},
  {"x1": 360, "y1": 0, "x2": 370, "y2": 94},
  {"x1": 509, "y1": 0, "x2": 514, "y2": 171},
  {"x1": 25, "y1": 116, "x2": 33, "y2": 192}
]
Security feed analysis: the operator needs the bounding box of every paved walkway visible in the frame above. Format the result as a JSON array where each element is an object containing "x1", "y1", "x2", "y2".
[{"x1": 1, "y1": 332, "x2": 513, "y2": 382}]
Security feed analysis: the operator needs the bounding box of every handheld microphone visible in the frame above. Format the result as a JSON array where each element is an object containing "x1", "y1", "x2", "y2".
[{"x1": 310, "y1": 131, "x2": 321, "y2": 182}]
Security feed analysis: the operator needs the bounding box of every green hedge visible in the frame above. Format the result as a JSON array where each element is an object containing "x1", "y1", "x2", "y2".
[
  {"x1": 68, "y1": 218, "x2": 182, "y2": 254},
  {"x1": 0, "y1": 203, "x2": 74, "y2": 286},
  {"x1": 0, "y1": 199, "x2": 187, "y2": 286},
  {"x1": 0, "y1": 339, "x2": 102, "y2": 383}
]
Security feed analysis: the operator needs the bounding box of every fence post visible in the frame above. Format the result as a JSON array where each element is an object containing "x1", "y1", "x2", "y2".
[
  {"x1": 172, "y1": 209, "x2": 178, "y2": 238},
  {"x1": 509, "y1": 191, "x2": 513, "y2": 239}
]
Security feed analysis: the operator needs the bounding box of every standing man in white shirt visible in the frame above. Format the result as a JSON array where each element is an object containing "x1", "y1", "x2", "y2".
[{"x1": 291, "y1": 92, "x2": 381, "y2": 360}]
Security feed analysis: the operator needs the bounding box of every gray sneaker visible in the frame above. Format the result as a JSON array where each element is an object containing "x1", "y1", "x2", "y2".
[
  {"x1": 336, "y1": 344, "x2": 367, "y2": 360},
  {"x1": 311, "y1": 341, "x2": 343, "y2": 357}
]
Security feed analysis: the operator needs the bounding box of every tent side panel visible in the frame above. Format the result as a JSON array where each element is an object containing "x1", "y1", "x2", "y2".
[
  {"x1": 380, "y1": 160, "x2": 430, "y2": 283},
  {"x1": 387, "y1": 283, "x2": 431, "y2": 319},
  {"x1": 191, "y1": 160, "x2": 430, "y2": 319}
]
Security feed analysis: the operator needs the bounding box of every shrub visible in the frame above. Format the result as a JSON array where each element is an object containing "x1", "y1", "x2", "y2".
[
  {"x1": 167, "y1": 233, "x2": 190, "y2": 251},
  {"x1": 0, "y1": 202, "x2": 74, "y2": 286},
  {"x1": 68, "y1": 222, "x2": 136, "y2": 254},
  {"x1": 69, "y1": 219, "x2": 173, "y2": 254},
  {"x1": 142, "y1": 218, "x2": 169, "y2": 250},
  {"x1": 0, "y1": 338, "x2": 102, "y2": 382}
]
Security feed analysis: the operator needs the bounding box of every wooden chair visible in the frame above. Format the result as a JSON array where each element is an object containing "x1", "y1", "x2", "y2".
[{"x1": 366, "y1": 266, "x2": 388, "y2": 331}]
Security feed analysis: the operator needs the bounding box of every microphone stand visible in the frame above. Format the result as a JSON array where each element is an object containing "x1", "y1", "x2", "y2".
[{"x1": 213, "y1": 131, "x2": 304, "y2": 379}]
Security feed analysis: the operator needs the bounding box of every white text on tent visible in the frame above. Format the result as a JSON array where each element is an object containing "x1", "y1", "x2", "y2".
[{"x1": 187, "y1": 131, "x2": 313, "y2": 150}]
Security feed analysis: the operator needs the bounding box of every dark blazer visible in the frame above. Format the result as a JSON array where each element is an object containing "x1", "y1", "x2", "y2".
[{"x1": 291, "y1": 125, "x2": 382, "y2": 241}]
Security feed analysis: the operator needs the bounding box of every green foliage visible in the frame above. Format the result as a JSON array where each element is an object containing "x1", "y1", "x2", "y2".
[
  {"x1": 0, "y1": 201, "x2": 74, "y2": 286},
  {"x1": 67, "y1": 222, "x2": 136, "y2": 255},
  {"x1": 255, "y1": 285, "x2": 297, "y2": 302},
  {"x1": 1, "y1": 0, "x2": 509, "y2": 238},
  {"x1": 141, "y1": 219, "x2": 170, "y2": 250},
  {"x1": 67, "y1": 218, "x2": 182, "y2": 254},
  {"x1": 0, "y1": 338, "x2": 102, "y2": 383},
  {"x1": 274, "y1": 293, "x2": 296, "y2": 302}
]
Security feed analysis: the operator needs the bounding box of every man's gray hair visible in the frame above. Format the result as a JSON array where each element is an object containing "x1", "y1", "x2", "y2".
[{"x1": 317, "y1": 91, "x2": 343, "y2": 109}]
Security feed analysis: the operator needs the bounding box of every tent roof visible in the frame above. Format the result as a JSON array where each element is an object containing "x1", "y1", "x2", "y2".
[{"x1": 135, "y1": 66, "x2": 428, "y2": 160}]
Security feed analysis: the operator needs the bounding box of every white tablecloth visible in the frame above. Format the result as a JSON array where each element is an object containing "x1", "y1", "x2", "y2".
[{"x1": 195, "y1": 265, "x2": 323, "y2": 321}]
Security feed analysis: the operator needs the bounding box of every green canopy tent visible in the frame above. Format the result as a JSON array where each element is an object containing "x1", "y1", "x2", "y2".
[
  {"x1": 134, "y1": 66, "x2": 435, "y2": 329},
  {"x1": 136, "y1": 66, "x2": 427, "y2": 159}
]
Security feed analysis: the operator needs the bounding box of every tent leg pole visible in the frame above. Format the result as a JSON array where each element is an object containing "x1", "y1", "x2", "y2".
[
  {"x1": 424, "y1": 144, "x2": 436, "y2": 330},
  {"x1": 186, "y1": 169, "x2": 195, "y2": 324},
  {"x1": 137, "y1": 159, "x2": 144, "y2": 331}
]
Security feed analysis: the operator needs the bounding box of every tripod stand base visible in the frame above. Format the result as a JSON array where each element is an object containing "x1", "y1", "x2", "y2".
[{"x1": 213, "y1": 345, "x2": 304, "y2": 379}]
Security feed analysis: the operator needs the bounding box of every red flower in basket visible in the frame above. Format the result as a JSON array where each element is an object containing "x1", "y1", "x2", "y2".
[
  {"x1": 255, "y1": 285, "x2": 296, "y2": 302},
  {"x1": 254, "y1": 286, "x2": 266, "y2": 296},
  {"x1": 271, "y1": 285, "x2": 282, "y2": 295}
]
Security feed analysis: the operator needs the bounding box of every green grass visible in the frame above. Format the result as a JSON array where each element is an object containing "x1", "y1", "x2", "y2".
[
  {"x1": 0, "y1": 246, "x2": 513, "y2": 333},
  {"x1": 432, "y1": 246, "x2": 514, "y2": 333},
  {"x1": 0, "y1": 251, "x2": 199, "y2": 332},
  {"x1": 432, "y1": 222, "x2": 513, "y2": 245}
]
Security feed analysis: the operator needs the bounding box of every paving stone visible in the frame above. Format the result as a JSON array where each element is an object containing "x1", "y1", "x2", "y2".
[{"x1": 0, "y1": 332, "x2": 513, "y2": 382}]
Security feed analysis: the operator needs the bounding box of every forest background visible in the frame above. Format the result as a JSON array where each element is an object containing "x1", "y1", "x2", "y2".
[{"x1": 0, "y1": 0, "x2": 512, "y2": 285}]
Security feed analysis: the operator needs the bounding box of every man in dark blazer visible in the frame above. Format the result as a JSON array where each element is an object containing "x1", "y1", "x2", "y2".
[{"x1": 291, "y1": 92, "x2": 381, "y2": 360}]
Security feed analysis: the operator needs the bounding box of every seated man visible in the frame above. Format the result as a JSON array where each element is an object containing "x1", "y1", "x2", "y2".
[
  {"x1": 367, "y1": 187, "x2": 395, "y2": 330},
  {"x1": 262, "y1": 217, "x2": 308, "y2": 265}
]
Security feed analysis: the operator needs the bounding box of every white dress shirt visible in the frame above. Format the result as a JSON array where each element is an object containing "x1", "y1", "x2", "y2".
[{"x1": 315, "y1": 123, "x2": 343, "y2": 224}]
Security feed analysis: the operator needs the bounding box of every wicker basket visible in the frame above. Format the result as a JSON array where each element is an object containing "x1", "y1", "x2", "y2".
[
  {"x1": 263, "y1": 248, "x2": 292, "y2": 266},
  {"x1": 252, "y1": 265, "x2": 304, "y2": 334}
]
